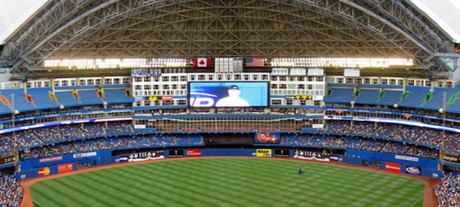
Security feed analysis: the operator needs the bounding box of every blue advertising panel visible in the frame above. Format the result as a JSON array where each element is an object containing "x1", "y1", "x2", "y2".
[{"x1": 188, "y1": 82, "x2": 269, "y2": 107}]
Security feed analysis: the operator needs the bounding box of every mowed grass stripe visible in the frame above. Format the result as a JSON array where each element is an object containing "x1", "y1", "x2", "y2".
[
  {"x1": 30, "y1": 158, "x2": 425, "y2": 207},
  {"x1": 134, "y1": 161, "x2": 273, "y2": 206},
  {"x1": 115, "y1": 165, "x2": 226, "y2": 206}
]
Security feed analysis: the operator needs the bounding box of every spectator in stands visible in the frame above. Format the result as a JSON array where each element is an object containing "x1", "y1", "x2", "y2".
[
  {"x1": 0, "y1": 173, "x2": 23, "y2": 207},
  {"x1": 435, "y1": 172, "x2": 460, "y2": 207}
]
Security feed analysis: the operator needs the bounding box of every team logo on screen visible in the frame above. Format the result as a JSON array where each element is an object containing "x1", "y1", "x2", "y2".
[{"x1": 189, "y1": 93, "x2": 217, "y2": 107}]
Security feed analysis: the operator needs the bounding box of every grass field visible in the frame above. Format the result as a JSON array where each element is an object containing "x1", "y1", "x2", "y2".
[{"x1": 30, "y1": 158, "x2": 425, "y2": 207}]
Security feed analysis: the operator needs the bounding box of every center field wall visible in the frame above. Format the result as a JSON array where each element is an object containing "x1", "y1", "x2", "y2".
[{"x1": 15, "y1": 148, "x2": 443, "y2": 181}]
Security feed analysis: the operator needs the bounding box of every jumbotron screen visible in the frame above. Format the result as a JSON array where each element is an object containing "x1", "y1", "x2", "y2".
[{"x1": 188, "y1": 82, "x2": 269, "y2": 107}]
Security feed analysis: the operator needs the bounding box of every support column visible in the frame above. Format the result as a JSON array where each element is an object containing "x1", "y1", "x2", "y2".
[
  {"x1": 403, "y1": 78, "x2": 407, "y2": 92},
  {"x1": 22, "y1": 82, "x2": 27, "y2": 94},
  {"x1": 51, "y1": 79, "x2": 55, "y2": 93}
]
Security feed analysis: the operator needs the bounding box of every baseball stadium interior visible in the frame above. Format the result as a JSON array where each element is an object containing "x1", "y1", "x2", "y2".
[{"x1": 1, "y1": 0, "x2": 460, "y2": 206}]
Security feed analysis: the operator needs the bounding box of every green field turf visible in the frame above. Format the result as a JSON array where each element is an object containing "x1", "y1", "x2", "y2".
[{"x1": 30, "y1": 158, "x2": 425, "y2": 207}]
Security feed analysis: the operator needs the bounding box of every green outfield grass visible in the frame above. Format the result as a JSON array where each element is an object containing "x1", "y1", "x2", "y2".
[{"x1": 30, "y1": 158, "x2": 425, "y2": 207}]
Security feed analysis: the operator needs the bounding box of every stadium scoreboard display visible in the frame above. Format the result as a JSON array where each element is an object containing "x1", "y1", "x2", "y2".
[
  {"x1": 188, "y1": 81, "x2": 269, "y2": 107},
  {"x1": 0, "y1": 156, "x2": 16, "y2": 165}
]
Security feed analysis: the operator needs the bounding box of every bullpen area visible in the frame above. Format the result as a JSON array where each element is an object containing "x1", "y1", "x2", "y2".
[{"x1": 28, "y1": 158, "x2": 425, "y2": 207}]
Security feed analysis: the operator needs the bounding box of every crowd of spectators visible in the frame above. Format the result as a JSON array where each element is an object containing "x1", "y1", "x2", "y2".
[
  {"x1": 123, "y1": 136, "x2": 150, "y2": 148},
  {"x1": 0, "y1": 121, "x2": 134, "y2": 154},
  {"x1": 19, "y1": 135, "x2": 204, "y2": 160},
  {"x1": 406, "y1": 146, "x2": 438, "y2": 159},
  {"x1": 308, "y1": 136, "x2": 348, "y2": 148},
  {"x1": 327, "y1": 121, "x2": 352, "y2": 134},
  {"x1": 353, "y1": 122, "x2": 375, "y2": 136},
  {"x1": 33, "y1": 128, "x2": 63, "y2": 143},
  {"x1": 373, "y1": 124, "x2": 399, "y2": 137},
  {"x1": 393, "y1": 126, "x2": 425, "y2": 142},
  {"x1": 359, "y1": 140, "x2": 385, "y2": 152},
  {"x1": 0, "y1": 135, "x2": 13, "y2": 153},
  {"x1": 74, "y1": 140, "x2": 98, "y2": 153},
  {"x1": 16, "y1": 131, "x2": 42, "y2": 148},
  {"x1": 326, "y1": 121, "x2": 460, "y2": 153},
  {"x1": 325, "y1": 106, "x2": 460, "y2": 129},
  {"x1": 381, "y1": 142, "x2": 408, "y2": 155},
  {"x1": 281, "y1": 133, "x2": 438, "y2": 159},
  {"x1": 0, "y1": 172, "x2": 23, "y2": 207},
  {"x1": 107, "y1": 122, "x2": 132, "y2": 134},
  {"x1": 435, "y1": 172, "x2": 460, "y2": 207}
]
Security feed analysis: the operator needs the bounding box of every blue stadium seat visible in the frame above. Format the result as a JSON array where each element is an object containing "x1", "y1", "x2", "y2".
[
  {"x1": 326, "y1": 88, "x2": 354, "y2": 103},
  {"x1": 355, "y1": 90, "x2": 379, "y2": 104},
  {"x1": 78, "y1": 90, "x2": 103, "y2": 105},
  {"x1": 55, "y1": 91, "x2": 80, "y2": 107},
  {"x1": 378, "y1": 90, "x2": 402, "y2": 105},
  {"x1": 104, "y1": 89, "x2": 132, "y2": 104}
]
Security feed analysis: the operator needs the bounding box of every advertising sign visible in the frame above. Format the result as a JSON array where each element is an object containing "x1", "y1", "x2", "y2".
[
  {"x1": 442, "y1": 154, "x2": 460, "y2": 163},
  {"x1": 405, "y1": 166, "x2": 421, "y2": 176},
  {"x1": 385, "y1": 162, "x2": 401, "y2": 173},
  {"x1": 39, "y1": 156, "x2": 63, "y2": 163},
  {"x1": 186, "y1": 149, "x2": 202, "y2": 157},
  {"x1": 38, "y1": 167, "x2": 50, "y2": 177},
  {"x1": 294, "y1": 151, "x2": 330, "y2": 161},
  {"x1": 330, "y1": 155, "x2": 339, "y2": 162},
  {"x1": 254, "y1": 133, "x2": 280, "y2": 144},
  {"x1": 128, "y1": 151, "x2": 164, "y2": 162},
  {"x1": 274, "y1": 149, "x2": 289, "y2": 157},
  {"x1": 169, "y1": 150, "x2": 184, "y2": 158},
  {"x1": 395, "y1": 155, "x2": 419, "y2": 162},
  {"x1": 119, "y1": 156, "x2": 128, "y2": 162},
  {"x1": 58, "y1": 163, "x2": 74, "y2": 174},
  {"x1": 0, "y1": 156, "x2": 15, "y2": 165},
  {"x1": 256, "y1": 149, "x2": 272, "y2": 157},
  {"x1": 73, "y1": 152, "x2": 97, "y2": 159}
]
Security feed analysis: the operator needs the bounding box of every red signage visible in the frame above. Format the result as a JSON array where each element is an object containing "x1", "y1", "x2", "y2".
[
  {"x1": 39, "y1": 156, "x2": 63, "y2": 163},
  {"x1": 38, "y1": 167, "x2": 50, "y2": 177},
  {"x1": 162, "y1": 96, "x2": 173, "y2": 101},
  {"x1": 186, "y1": 149, "x2": 202, "y2": 157},
  {"x1": 385, "y1": 162, "x2": 401, "y2": 173},
  {"x1": 58, "y1": 163, "x2": 74, "y2": 174}
]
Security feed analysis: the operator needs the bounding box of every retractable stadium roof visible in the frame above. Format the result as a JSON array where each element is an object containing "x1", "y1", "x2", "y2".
[{"x1": 0, "y1": 0, "x2": 459, "y2": 80}]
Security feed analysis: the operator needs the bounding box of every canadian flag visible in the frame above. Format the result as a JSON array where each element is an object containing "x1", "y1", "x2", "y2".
[{"x1": 193, "y1": 58, "x2": 211, "y2": 67}]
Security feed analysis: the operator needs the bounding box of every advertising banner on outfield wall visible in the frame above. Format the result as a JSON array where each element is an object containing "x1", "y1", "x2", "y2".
[
  {"x1": 58, "y1": 163, "x2": 74, "y2": 174},
  {"x1": 330, "y1": 155, "x2": 339, "y2": 162},
  {"x1": 38, "y1": 167, "x2": 50, "y2": 177},
  {"x1": 73, "y1": 152, "x2": 97, "y2": 159},
  {"x1": 169, "y1": 150, "x2": 184, "y2": 158},
  {"x1": 294, "y1": 151, "x2": 330, "y2": 161},
  {"x1": 385, "y1": 162, "x2": 401, "y2": 173},
  {"x1": 405, "y1": 166, "x2": 421, "y2": 176},
  {"x1": 186, "y1": 149, "x2": 202, "y2": 157},
  {"x1": 442, "y1": 154, "x2": 460, "y2": 163},
  {"x1": 39, "y1": 156, "x2": 63, "y2": 163},
  {"x1": 128, "y1": 151, "x2": 164, "y2": 162},
  {"x1": 256, "y1": 149, "x2": 272, "y2": 157},
  {"x1": 274, "y1": 150, "x2": 289, "y2": 157}
]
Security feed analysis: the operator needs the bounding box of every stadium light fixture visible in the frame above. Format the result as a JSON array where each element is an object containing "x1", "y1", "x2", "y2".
[{"x1": 43, "y1": 58, "x2": 187, "y2": 69}]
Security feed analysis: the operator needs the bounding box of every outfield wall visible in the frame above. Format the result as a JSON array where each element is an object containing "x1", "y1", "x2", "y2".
[{"x1": 14, "y1": 148, "x2": 443, "y2": 180}]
